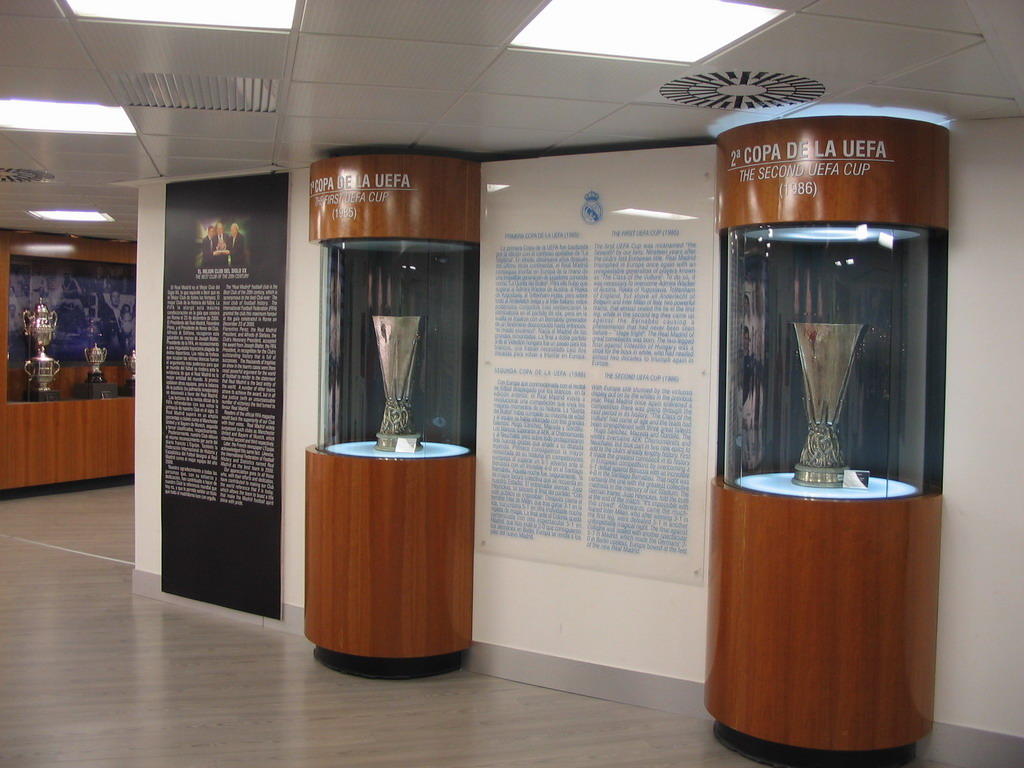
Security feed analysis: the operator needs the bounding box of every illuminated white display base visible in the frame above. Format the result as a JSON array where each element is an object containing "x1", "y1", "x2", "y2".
[
  {"x1": 736, "y1": 472, "x2": 917, "y2": 499},
  {"x1": 325, "y1": 441, "x2": 470, "y2": 459}
]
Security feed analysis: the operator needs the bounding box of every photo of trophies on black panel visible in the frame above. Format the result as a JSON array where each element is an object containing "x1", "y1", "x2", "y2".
[{"x1": 8, "y1": 256, "x2": 136, "y2": 400}]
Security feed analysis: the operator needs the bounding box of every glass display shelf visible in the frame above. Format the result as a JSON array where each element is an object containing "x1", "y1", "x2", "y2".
[
  {"x1": 721, "y1": 222, "x2": 947, "y2": 499},
  {"x1": 324, "y1": 441, "x2": 470, "y2": 459}
]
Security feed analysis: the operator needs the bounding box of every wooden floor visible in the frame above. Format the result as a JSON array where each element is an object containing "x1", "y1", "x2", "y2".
[{"x1": 0, "y1": 484, "x2": 957, "y2": 767}]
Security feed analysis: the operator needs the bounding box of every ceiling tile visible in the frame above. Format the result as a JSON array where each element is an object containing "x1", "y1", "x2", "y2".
[
  {"x1": 300, "y1": 0, "x2": 545, "y2": 45},
  {"x1": 883, "y1": 43, "x2": 1015, "y2": 98},
  {"x1": 151, "y1": 157, "x2": 277, "y2": 178},
  {"x1": 293, "y1": 34, "x2": 500, "y2": 89},
  {"x1": 130, "y1": 108, "x2": 279, "y2": 141},
  {"x1": 417, "y1": 123, "x2": 570, "y2": 154},
  {"x1": 278, "y1": 115, "x2": 430, "y2": 146},
  {"x1": 139, "y1": 135, "x2": 275, "y2": 162},
  {"x1": 74, "y1": 21, "x2": 290, "y2": 78},
  {"x1": 3, "y1": 131, "x2": 150, "y2": 158},
  {"x1": 0, "y1": 16, "x2": 92, "y2": 70},
  {"x1": 706, "y1": 14, "x2": 981, "y2": 84},
  {"x1": 284, "y1": 82, "x2": 461, "y2": 121},
  {"x1": 473, "y1": 50, "x2": 689, "y2": 102},
  {"x1": 803, "y1": 0, "x2": 982, "y2": 33},
  {"x1": 2, "y1": 0, "x2": 64, "y2": 17},
  {"x1": 441, "y1": 93, "x2": 621, "y2": 132},
  {"x1": 272, "y1": 142, "x2": 340, "y2": 167},
  {"x1": 580, "y1": 103, "x2": 739, "y2": 142},
  {"x1": 795, "y1": 84, "x2": 1021, "y2": 120},
  {"x1": 0, "y1": 65, "x2": 115, "y2": 105}
]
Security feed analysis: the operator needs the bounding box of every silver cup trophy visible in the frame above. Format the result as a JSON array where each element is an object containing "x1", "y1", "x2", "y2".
[
  {"x1": 792, "y1": 322, "x2": 866, "y2": 487},
  {"x1": 122, "y1": 349, "x2": 137, "y2": 396},
  {"x1": 372, "y1": 315, "x2": 422, "y2": 452},
  {"x1": 84, "y1": 343, "x2": 108, "y2": 383},
  {"x1": 22, "y1": 298, "x2": 61, "y2": 396}
]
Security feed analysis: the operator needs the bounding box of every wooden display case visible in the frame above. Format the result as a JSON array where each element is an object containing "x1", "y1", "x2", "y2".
[{"x1": 1, "y1": 230, "x2": 136, "y2": 490}]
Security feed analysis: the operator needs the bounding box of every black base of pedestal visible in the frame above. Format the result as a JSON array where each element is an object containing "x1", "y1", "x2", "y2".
[
  {"x1": 713, "y1": 722, "x2": 916, "y2": 768},
  {"x1": 26, "y1": 389, "x2": 60, "y2": 402},
  {"x1": 313, "y1": 646, "x2": 462, "y2": 679},
  {"x1": 119, "y1": 381, "x2": 136, "y2": 397},
  {"x1": 75, "y1": 382, "x2": 118, "y2": 399}
]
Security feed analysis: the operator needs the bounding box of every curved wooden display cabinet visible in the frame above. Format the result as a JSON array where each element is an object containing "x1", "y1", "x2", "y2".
[
  {"x1": 305, "y1": 448, "x2": 474, "y2": 677},
  {"x1": 710, "y1": 116, "x2": 947, "y2": 767},
  {"x1": 705, "y1": 479, "x2": 942, "y2": 765},
  {"x1": 305, "y1": 152, "x2": 480, "y2": 677}
]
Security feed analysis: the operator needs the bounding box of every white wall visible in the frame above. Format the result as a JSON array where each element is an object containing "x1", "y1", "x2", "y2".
[
  {"x1": 133, "y1": 121, "x2": 1024, "y2": 742},
  {"x1": 936, "y1": 116, "x2": 1024, "y2": 738}
]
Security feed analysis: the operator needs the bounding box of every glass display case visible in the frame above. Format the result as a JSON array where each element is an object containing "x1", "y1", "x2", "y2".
[
  {"x1": 720, "y1": 222, "x2": 946, "y2": 500},
  {"x1": 317, "y1": 238, "x2": 479, "y2": 458}
]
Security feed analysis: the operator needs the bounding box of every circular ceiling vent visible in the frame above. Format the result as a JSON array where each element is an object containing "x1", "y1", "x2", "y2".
[
  {"x1": 0, "y1": 168, "x2": 55, "y2": 183},
  {"x1": 660, "y1": 71, "x2": 825, "y2": 110}
]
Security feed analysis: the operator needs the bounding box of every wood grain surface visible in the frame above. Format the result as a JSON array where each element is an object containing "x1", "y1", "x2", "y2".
[
  {"x1": 305, "y1": 447, "x2": 475, "y2": 659},
  {"x1": 705, "y1": 478, "x2": 942, "y2": 751},
  {"x1": 308, "y1": 154, "x2": 480, "y2": 242},
  {"x1": 717, "y1": 116, "x2": 948, "y2": 230}
]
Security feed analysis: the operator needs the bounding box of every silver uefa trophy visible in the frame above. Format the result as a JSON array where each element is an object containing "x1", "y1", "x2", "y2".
[
  {"x1": 372, "y1": 315, "x2": 422, "y2": 451},
  {"x1": 792, "y1": 322, "x2": 866, "y2": 487},
  {"x1": 84, "y1": 343, "x2": 108, "y2": 383},
  {"x1": 22, "y1": 298, "x2": 60, "y2": 396}
]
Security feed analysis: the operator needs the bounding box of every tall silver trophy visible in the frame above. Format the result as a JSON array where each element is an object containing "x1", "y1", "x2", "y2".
[
  {"x1": 792, "y1": 322, "x2": 865, "y2": 487},
  {"x1": 22, "y1": 298, "x2": 61, "y2": 398},
  {"x1": 372, "y1": 315, "x2": 423, "y2": 451}
]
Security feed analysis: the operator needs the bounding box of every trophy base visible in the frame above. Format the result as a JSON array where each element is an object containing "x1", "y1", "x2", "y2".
[
  {"x1": 120, "y1": 380, "x2": 136, "y2": 397},
  {"x1": 76, "y1": 382, "x2": 119, "y2": 400},
  {"x1": 793, "y1": 463, "x2": 847, "y2": 487},
  {"x1": 27, "y1": 389, "x2": 61, "y2": 402},
  {"x1": 375, "y1": 432, "x2": 423, "y2": 452},
  {"x1": 85, "y1": 372, "x2": 106, "y2": 384}
]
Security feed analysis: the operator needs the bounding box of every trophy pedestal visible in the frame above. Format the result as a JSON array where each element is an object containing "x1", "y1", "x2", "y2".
[
  {"x1": 705, "y1": 478, "x2": 942, "y2": 764},
  {"x1": 119, "y1": 380, "x2": 136, "y2": 397},
  {"x1": 27, "y1": 389, "x2": 60, "y2": 402},
  {"x1": 793, "y1": 463, "x2": 847, "y2": 487},
  {"x1": 76, "y1": 382, "x2": 118, "y2": 399},
  {"x1": 305, "y1": 446, "x2": 474, "y2": 678}
]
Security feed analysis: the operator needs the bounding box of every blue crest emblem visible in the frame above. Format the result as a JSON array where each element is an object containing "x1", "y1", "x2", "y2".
[{"x1": 580, "y1": 190, "x2": 603, "y2": 225}]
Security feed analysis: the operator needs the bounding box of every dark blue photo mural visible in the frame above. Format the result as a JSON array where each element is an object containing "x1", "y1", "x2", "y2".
[{"x1": 8, "y1": 256, "x2": 136, "y2": 367}]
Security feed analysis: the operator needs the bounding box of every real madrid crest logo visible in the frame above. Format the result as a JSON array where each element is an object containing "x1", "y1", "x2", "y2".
[{"x1": 580, "y1": 190, "x2": 603, "y2": 225}]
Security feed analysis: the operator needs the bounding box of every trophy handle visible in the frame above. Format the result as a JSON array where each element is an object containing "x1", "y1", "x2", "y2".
[
  {"x1": 53, "y1": 360, "x2": 61, "y2": 374},
  {"x1": 23, "y1": 359, "x2": 32, "y2": 376}
]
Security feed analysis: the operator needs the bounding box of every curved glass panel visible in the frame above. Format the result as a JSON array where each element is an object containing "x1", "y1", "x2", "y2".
[
  {"x1": 721, "y1": 222, "x2": 946, "y2": 498},
  {"x1": 318, "y1": 239, "x2": 479, "y2": 454}
]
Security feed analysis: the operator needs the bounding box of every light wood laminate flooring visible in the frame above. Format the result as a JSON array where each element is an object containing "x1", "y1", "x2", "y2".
[{"x1": 0, "y1": 484, "x2": 957, "y2": 767}]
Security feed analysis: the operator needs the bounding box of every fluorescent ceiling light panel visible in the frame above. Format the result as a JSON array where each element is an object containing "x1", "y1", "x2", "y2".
[
  {"x1": 67, "y1": 0, "x2": 296, "y2": 30},
  {"x1": 0, "y1": 99, "x2": 135, "y2": 134},
  {"x1": 512, "y1": 0, "x2": 783, "y2": 63},
  {"x1": 29, "y1": 210, "x2": 114, "y2": 222},
  {"x1": 613, "y1": 208, "x2": 697, "y2": 221}
]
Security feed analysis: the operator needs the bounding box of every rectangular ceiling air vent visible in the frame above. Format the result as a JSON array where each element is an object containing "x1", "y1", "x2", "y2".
[{"x1": 111, "y1": 73, "x2": 278, "y2": 113}]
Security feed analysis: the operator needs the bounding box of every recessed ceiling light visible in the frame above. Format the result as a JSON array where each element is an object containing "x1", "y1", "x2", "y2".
[
  {"x1": 512, "y1": 0, "x2": 783, "y2": 63},
  {"x1": 67, "y1": 0, "x2": 297, "y2": 30},
  {"x1": 613, "y1": 208, "x2": 697, "y2": 221},
  {"x1": 29, "y1": 210, "x2": 115, "y2": 222},
  {"x1": 0, "y1": 99, "x2": 135, "y2": 134}
]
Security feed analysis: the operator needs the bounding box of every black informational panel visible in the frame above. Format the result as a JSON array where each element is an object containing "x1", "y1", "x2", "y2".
[{"x1": 161, "y1": 173, "x2": 288, "y2": 618}]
